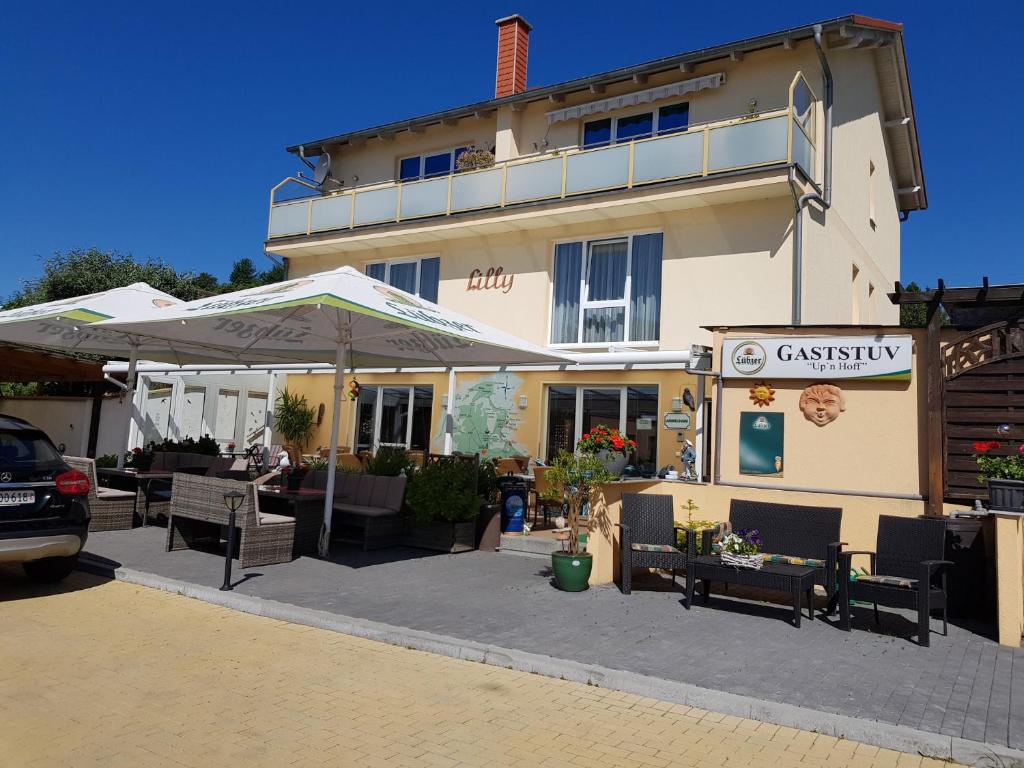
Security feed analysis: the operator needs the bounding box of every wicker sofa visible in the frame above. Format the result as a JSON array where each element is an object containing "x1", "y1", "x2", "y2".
[
  {"x1": 64, "y1": 456, "x2": 137, "y2": 531},
  {"x1": 166, "y1": 472, "x2": 295, "y2": 567},
  {"x1": 139, "y1": 455, "x2": 250, "y2": 523},
  {"x1": 701, "y1": 499, "x2": 844, "y2": 614},
  {"x1": 301, "y1": 470, "x2": 406, "y2": 550}
]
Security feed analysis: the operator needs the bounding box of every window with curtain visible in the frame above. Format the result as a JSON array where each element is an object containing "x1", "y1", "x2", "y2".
[
  {"x1": 549, "y1": 233, "x2": 662, "y2": 345},
  {"x1": 365, "y1": 256, "x2": 440, "y2": 302}
]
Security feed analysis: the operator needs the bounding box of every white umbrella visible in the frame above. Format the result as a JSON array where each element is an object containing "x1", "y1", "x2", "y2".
[
  {"x1": 94, "y1": 266, "x2": 571, "y2": 554},
  {"x1": 0, "y1": 283, "x2": 192, "y2": 468}
]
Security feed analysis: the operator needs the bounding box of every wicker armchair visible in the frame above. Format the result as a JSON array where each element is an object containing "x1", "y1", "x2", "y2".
[
  {"x1": 64, "y1": 456, "x2": 136, "y2": 531},
  {"x1": 616, "y1": 493, "x2": 696, "y2": 595},
  {"x1": 166, "y1": 473, "x2": 295, "y2": 568},
  {"x1": 839, "y1": 515, "x2": 951, "y2": 647}
]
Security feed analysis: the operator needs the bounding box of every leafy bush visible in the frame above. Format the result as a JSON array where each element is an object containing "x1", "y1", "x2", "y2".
[
  {"x1": 151, "y1": 435, "x2": 220, "y2": 456},
  {"x1": 365, "y1": 445, "x2": 413, "y2": 477},
  {"x1": 974, "y1": 441, "x2": 1024, "y2": 481},
  {"x1": 477, "y1": 459, "x2": 501, "y2": 505},
  {"x1": 95, "y1": 454, "x2": 119, "y2": 469},
  {"x1": 543, "y1": 452, "x2": 614, "y2": 555},
  {"x1": 406, "y1": 459, "x2": 480, "y2": 523}
]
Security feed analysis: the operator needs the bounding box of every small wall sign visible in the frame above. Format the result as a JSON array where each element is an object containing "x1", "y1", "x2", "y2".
[
  {"x1": 466, "y1": 267, "x2": 514, "y2": 294},
  {"x1": 664, "y1": 412, "x2": 691, "y2": 430}
]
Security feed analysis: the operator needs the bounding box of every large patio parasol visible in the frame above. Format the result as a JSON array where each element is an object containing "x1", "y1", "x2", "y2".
[
  {"x1": 93, "y1": 266, "x2": 571, "y2": 554},
  {"x1": 0, "y1": 283, "x2": 199, "y2": 467}
]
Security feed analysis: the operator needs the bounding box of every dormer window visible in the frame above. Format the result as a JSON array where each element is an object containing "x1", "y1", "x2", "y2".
[
  {"x1": 582, "y1": 102, "x2": 690, "y2": 149},
  {"x1": 399, "y1": 147, "x2": 470, "y2": 181}
]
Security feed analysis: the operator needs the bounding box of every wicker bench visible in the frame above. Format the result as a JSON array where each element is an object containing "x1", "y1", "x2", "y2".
[
  {"x1": 167, "y1": 473, "x2": 295, "y2": 567},
  {"x1": 301, "y1": 470, "x2": 406, "y2": 550},
  {"x1": 698, "y1": 499, "x2": 844, "y2": 617}
]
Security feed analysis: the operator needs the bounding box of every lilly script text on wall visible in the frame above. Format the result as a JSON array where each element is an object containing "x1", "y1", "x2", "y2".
[
  {"x1": 466, "y1": 267, "x2": 514, "y2": 294},
  {"x1": 722, "y1": 335, "x2": 913, "y2": 381}
]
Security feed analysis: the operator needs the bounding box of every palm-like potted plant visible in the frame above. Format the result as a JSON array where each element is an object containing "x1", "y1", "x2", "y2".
[
  {"x1": 544, "y1": 451, "x2": 614, "y2": 591},
  {"x1": 974, "y1": 440, "x2": 1024, "y2": 513},
  {"x1": 273, "y1": 388, "x2": 316, "y2": 465},
  {"x1": 576, "y1": 424, "x2": 637, "y2": 477}
]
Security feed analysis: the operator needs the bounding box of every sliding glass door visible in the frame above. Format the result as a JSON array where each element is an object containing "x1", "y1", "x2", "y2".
[
  {"x1": 544, "y1": 385, "x2": 658, "y2": 463},
  {"x1": 354, "y1": 386, "x2": 433, "y2": 452}
]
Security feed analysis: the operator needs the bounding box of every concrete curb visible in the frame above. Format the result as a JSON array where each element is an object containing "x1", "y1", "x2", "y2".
[{"x1": 78, "y1": 555, "x2": 1023, "y2": 766}]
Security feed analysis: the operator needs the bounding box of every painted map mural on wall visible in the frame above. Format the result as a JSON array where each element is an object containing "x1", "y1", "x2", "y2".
[{"x1": 434, "y1": 372, "x2": 527, "y2": 458}]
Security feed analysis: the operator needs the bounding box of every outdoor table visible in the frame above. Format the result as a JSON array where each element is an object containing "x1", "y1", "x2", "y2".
[
  {"x1": 97, "y1": 468, "x2": 175, "y2": 527},
  {"x1": 686, "y1": 554, "x2": 817, "y2": 628},
  {"x1": 256, "y1": 486, "x2": 329, "y2": 555}
]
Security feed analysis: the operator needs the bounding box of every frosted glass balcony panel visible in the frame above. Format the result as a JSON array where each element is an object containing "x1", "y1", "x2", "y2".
[
  {"x1": 505, "y1": 157, "x2": 563, "y2": 204},
  {"x1": 268, "y1": 201, "x2": 309, "y2": 237},
  {"x1": 450, "y1": 168, "x2": 503, "y2": 211},
  {"x1": 792, "y1": 122, "x2": 815, "y2": 181},
  {"x1": 707, "y1": 116, "x2": 788, "y2": 172},
  {"x1": 565, "y1": 144, "x2": 630, "y2": 194},
  {"x1": 632, "y1": 132, "x2": 704, "y2": 183},
  {"x1": 310, "y1": 195, "x2": 351, "y2": 231},
  {"x1": 353, "y1": 187, "x2": 399, "y2": 226},
  {"x1": 399, "y1": 177, "x2": 449, "y2": 219}
]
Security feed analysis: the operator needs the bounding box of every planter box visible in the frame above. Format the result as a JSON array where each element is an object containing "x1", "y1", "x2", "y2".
[
  {"x1": 403, "y1": 520, "x2": 476, "y2": 553},
  {"x1": 988, "y1": 478, "x2": 1024, "y2": 514}
]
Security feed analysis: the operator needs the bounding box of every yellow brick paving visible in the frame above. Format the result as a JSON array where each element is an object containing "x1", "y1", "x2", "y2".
[{"x1": 0, "y1": 573, "x2": 958, "y2": 768}]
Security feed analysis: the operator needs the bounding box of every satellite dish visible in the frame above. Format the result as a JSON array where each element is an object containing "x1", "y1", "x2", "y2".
[{"x1": 313, "y1": 153, "x2": 332, "y2": 186}]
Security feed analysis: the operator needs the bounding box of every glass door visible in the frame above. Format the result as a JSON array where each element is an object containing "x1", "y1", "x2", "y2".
[{"x1": 354, "y1": 386, "x2": 433, "y2": 452}]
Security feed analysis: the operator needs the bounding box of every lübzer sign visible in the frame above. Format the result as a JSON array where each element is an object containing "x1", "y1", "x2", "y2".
[{"x1": 722, "y1": 335, "x2": 913, "y2": 381}]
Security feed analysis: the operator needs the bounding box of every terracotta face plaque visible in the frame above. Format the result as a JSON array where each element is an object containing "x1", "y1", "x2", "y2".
[{"x1": 799, "y1": 383, "x2": 845, "y2": 427}]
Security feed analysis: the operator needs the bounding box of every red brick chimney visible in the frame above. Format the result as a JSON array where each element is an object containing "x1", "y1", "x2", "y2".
[{"x1": 494, "y1": 14, "x2": 531, "y2": 98}]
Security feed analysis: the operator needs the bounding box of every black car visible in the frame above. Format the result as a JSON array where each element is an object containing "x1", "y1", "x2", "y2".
[{"x1": 0, "y1": 414, "x2": 91, "y2": 582}]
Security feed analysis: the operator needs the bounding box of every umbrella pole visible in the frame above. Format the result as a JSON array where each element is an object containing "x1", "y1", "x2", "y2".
[
  {"x1": 443, "y1": 368, "x2": 456, "y2": 455},
  {"x1": 116, "y1": 344, "x2": 139, "y2": 470},
  {"x1": 318, "y1": 343, "x2": 345, "y2": 557}
]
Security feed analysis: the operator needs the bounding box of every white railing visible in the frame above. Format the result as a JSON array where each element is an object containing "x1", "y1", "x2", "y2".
[{"x1": 269, "y1": 73, "x2": 817, "y2": 239}]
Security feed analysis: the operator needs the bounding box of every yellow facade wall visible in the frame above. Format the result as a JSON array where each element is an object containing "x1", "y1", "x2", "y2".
[
  {"x1": 284, "y1": 368, "x2": 701, "y2": 470},
  {"x1": 994, "y1": 514, "x2": 1024, "y2": 647}
]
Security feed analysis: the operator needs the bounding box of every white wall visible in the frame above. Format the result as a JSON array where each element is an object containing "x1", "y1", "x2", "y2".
[{"x1": 0, "y1": 397, "x2": 93, "y2": 455}]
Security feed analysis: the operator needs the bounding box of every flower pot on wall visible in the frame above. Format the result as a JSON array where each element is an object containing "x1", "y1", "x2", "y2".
[
  {"x1": 988, "y1": 478, "x2": 1024, "y2": 514},
  {"x1": 593, "y1": 450, "x2": 628, "y2": 478},
  {"x1": 551, "y1": 551, "x2": 593, "y2": 591}
]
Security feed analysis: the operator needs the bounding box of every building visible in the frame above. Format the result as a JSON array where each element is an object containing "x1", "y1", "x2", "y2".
[{"x1": 264, "y1": 14, "x2": 925, "y2": 471}]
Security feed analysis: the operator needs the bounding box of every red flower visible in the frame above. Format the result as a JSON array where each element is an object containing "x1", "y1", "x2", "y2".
[
  {"x1": 628, "y1": 440, "x2": 637, "y2": 448},
  {"x1": 974, "y1": 441, "x2": 998, "y2": 453},
  {"x1": 988, "y1": 441, "x2": 1002, "y2": 451},
  {"x1": 132, "y1": 447, "x2": 142, "y2": 454},
  {"x1": 582, "y1": 433, "x2": 591, "y2": 441},
  {"x1": 1019, "y1": 444, "x2": 1024, "y2": 457}
]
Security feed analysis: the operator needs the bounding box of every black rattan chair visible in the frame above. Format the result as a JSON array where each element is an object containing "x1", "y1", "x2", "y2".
[
  {"x1": 616, "y1": 493, "x2": 695, "y2": 595},
  {"x1": 838, "y1": 515, "x2": 951, "y2": 647}
]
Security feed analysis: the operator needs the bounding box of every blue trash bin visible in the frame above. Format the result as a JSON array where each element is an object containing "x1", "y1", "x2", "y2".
[{"x1": 500, "y1": 481, "x2": 527, "y2": 533}]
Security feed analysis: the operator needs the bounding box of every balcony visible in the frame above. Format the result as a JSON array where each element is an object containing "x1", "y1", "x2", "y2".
[{"x1": 268, "y1": 74, "x2": 816, "y2": 242}]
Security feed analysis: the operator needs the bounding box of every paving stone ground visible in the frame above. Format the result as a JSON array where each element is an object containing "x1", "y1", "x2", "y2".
[
  {"x1": 0, "y1": 570, "x2": 959, "y2": 768},
  {"x1": 84, "y1": 527, "x2": 1024, "y2": 752}
]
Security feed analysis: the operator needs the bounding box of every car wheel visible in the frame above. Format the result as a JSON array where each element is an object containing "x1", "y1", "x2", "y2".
[{"x1": 23, "y1": 555, "x2": 78, "y2": 583}]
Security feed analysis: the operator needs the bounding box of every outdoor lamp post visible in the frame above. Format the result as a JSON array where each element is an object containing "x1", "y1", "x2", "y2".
[{"x1": 221, "y1": 490, "x2": 245, "y2": 591}]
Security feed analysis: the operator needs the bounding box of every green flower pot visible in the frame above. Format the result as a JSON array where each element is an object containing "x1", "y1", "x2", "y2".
[{"x1": 551, "y1": 551, "x2": 593, "y2": 592}]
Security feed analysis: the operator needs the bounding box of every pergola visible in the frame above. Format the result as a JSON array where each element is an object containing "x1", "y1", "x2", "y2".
[
  {"x1": 0, "y1": 344, "x2": 105, "y2": 383},
  {"x1": 889, "y1": 279, "x2": 1024, "y2": 512}
]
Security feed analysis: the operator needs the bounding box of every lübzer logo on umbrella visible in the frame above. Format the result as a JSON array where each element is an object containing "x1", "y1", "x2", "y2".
[{"x1": 731, "y1": 341, "x2": 767, "y2": 375}]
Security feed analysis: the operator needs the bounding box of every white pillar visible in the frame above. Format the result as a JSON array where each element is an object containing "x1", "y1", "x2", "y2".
[
  {"x1": 318, "y1": 344, "x2": 346, "y2": 557},
  {"x1": 442, "y1": 368, "x2": 456, "y2": 454},
  {"x1": 116, "y1": 345, "x2": 139, "y2": 469},
  {"x1": 694, "y1": 374, "x2": 706, "y2": 483}
]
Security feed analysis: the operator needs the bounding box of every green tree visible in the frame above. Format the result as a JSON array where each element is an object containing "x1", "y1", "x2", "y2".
[{"x1": 898, "y1": 281, "x2": 950, "y2": 328}]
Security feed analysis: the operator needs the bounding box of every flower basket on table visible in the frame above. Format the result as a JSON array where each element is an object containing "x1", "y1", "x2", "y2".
[
  {"x1": 974, "y1": 440, "x2": 1024, "y2": 514},
  {"x1": 719, "y1": 528, "x2": 763, "y2": 570},
  {"x1": 576, "y1": 425, "x2": 637, "y2": 478}
]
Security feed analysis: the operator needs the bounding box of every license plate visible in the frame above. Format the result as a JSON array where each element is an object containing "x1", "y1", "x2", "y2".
[{"x1": 0, "y1": 490, "x2": 35, "y2": 506}]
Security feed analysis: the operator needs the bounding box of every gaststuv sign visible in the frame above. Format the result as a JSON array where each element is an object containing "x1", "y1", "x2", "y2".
[{"x1": 722, "y1": 335, "x2": 913, "y2": 381}]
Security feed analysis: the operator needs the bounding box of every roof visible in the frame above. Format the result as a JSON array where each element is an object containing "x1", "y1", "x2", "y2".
[
  {"x1": 0, "y1": 344, "x2": 106, "y2": 382},
  {"x1": 286, "y1": 14, "x2": 925, "y2": 211}
]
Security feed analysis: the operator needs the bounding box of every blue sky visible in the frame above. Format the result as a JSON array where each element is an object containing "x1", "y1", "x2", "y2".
[{"x1": 1, "y1": 1, "x2": 1019, "y2": 298}]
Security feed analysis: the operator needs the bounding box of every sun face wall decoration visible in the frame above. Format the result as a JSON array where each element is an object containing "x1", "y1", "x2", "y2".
[{"x1": 748, "y1": 381, "x2": 776, "y2": 407}]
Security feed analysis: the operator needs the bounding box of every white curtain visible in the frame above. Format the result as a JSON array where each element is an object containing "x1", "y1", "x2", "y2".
[
  {"x1": 551, "y1": 243, "x2": 582, "y2": 344},
  {"x1": 586, "y1": 241, "x2": 627, "y2": 300},
  {"x1": 629, "y1": 233, "x2": 662, "y2": 342}
]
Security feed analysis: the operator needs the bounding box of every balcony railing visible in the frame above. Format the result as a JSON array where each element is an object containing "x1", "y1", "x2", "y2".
[{"x1": 269, "y1": 73, "x2": 817, "y2": 240}]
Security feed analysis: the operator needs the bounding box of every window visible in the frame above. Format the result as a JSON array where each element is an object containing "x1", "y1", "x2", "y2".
[
  {"x1": 582, "y1": 102, "x2": 689, "y2": 148},
  {"x1": 354, "y1": 385, "x2": 432, "y2": 452},
  {"x1": 215, "y1": 389, "x2": 239, "y2": 447},
  {"x1": 550, "y1": 233, "x2": 662, "y2": 345},
  {"x1": 544, "y1": 385, "x2": 658, "y2": 464},
  {"x1": 142, "y1": 380, "x2": 174, "y2": 445},
  {"x1": 179, "y1": 385, "x2": 206, "y2": 441},
  {"x1": 398, "y1": 147, "x2": 470, "y2": 181},
  {"x1": 365, "y1": 256, "x2": 440, "y2": 303}
]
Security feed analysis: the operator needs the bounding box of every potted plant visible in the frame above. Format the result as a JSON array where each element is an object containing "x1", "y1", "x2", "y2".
[
  {"x1": 364, "y1": 445, "x2": 413, "y2": 477},
  {"x1": 544, "y1": 451, "x2": 614, "y2": 591},
  {"x1": 126, "y1": 445, "x2": 154, "y2": 472},
  {"x1": 974, "y1": 440, "x2": 1024, "y2": 513},
  {"x1": 576, "y1": 424, "x2": 637, "y2": 477},
  {"x1": 673, "y1": 499, "x2": 718, "y2": 554},
  {"x1": 280, "y1": 461, "x2": 310, "y2": 491},
  {"x1": 404, "y1": 459, "x2": 480, "y2": 552},
  {"x1": 719, "y1": 529, "x2": 763, "y2": 569},
  {"x1": 273, "y1": 389, "x2": 317, "y2": 463},
  {"x1": 455, "y1": 147, "x2": 495, "y2": 172}
]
